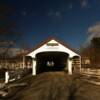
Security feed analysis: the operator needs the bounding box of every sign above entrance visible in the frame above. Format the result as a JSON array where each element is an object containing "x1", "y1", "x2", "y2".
[{"x1": 47, "y1": 43, "x2": 59, "y2": 46}]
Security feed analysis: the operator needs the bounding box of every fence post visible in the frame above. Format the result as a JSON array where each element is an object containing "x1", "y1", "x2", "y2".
[{"x1": 5, "y1": 71, "x2": 9, "y2": 84}]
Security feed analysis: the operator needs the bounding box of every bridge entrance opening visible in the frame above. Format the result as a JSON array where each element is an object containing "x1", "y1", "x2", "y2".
[{"x1": 36, "y1": 52, "x2": 69, "y2": 74}]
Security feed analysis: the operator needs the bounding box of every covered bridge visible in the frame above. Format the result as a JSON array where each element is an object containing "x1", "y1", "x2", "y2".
[{"x1": 26, "y1": 37, "x2": 81, "y2": 75}]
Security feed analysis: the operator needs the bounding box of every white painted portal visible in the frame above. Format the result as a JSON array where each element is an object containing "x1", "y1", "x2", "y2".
[
  {"x1": 68, "y1": 58, "x2": 73, "y2": 75},
  {"x1": 27, "y1": 39, "x2": 81, "y2": 75},
  {"x1": 32, "y1": 59, "x2": 36, "y2": 75}
]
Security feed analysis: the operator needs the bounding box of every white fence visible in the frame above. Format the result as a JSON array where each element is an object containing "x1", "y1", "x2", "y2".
[{"x1": 81, "y1": 68, "x2": 100, "y2": 76}]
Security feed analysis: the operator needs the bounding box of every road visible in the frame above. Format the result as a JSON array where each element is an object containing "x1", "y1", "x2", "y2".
[{"x1": 1, "y1": 72, "x2": 100, "y2": 100}]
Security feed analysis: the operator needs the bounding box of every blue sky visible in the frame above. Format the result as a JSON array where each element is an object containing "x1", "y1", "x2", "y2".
[{"x1": 1, "y1": 0, "x2": 100, "y2": 49}]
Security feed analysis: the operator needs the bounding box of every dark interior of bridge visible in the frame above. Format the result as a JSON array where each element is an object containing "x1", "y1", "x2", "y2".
[{"x1": 36, "y1": 52, "x2": 68, "y2": 74}]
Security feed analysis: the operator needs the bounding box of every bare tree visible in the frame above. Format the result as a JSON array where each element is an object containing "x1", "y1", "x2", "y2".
[
  {"x1": 0, "y1": 3, "x2": 23, "y2": 69},
  {"x1": 81, "y1": 37, "x2": 100, "y2": 68}
]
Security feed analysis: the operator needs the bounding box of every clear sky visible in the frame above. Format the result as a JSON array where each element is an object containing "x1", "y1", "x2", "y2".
[{"x1": 1, "y1": 0, "x2": 100, "y2": 49}]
